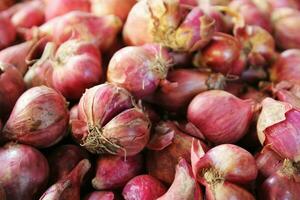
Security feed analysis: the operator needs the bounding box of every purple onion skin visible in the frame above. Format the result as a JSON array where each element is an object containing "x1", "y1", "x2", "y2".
[{"x1": 0, "y1": 143, "x2": 49, "y2": 200}]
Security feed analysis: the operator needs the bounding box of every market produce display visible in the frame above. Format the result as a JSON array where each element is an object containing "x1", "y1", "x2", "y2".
[{"x1": 1, "y1": 0, "x2": 300, "y2": 199}]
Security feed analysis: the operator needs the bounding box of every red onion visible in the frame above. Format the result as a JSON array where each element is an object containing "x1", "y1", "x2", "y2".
[
  {"x1": 2, "y1": 86, "x2": 69, "y2": 148},
  {"x1": 0, "y1": 15, "x2": 16, "y2": 50},
  {"x1": 147, "y1": 121, "x2": 207, "y2": 184},
  {"x1": 84, "y1": 191, "x2": 115, "y2": 200},
  {"x1": 187, "y1": 90, "x2": 255, "y2": 144},
  {"x1": 0, "y1": 143, "x2": 49, "y2": 200},
  {"x1": 47, "y1": 145, "x2": 90, "y2": 184},
  {"x1": 266, "y1": 0, "x2": 300, "y2": 10},
  {"x1": 45, "y1": 0, "x2": 90, "y2": 20},
  {"x1": 191, "y1": 141, "x2": 257, "y2": 199},
  {"x1": 224, "y1": 81, "x2": 246, "y2": 97},
  {"x1": 92, "y1": 153, "x2": 143, "y2": 190},
  {"x1": 273, "y1": 83, "x2": 300, "y2": 109},
  {"x1": 193, "y1": 32, "x2": 246, "y2": 76},
  {"x1": 0, "y1": 62, "x2": 25, "y2": 119},
  {"x1": 25, "y1": 40, "x2": 103, "y2": 100},
  {"x1": 0, "y1": 41, "x2": 36, "y2": 75},
  {"x1": 272, "y1": 8, "x2": 300, "y2": 49},
  {"x1": 107, "y1": 44, "x2": 172, "y2": 99},
  {"x1": 270, "y1": 49, "x2": 300, "y2": 85},
  {"x1": 11, "y1": 0, "x2": 45, "y2": 28},
  {"x1": 229, "y1": 0, "x2": 272, "y2": 32},
  {"x1": 157, "y1": 158, "x2": 203, "y2": 200},
  {"x1": 70, "y1": 104, "x2": 79, "y2": 122},
  {"x1": 148, "y1": 69, "x2": 225, "y2": 112},
  {"x1": 40, "y1": 159, "x2": 91, "y2": 200},
  {"x1": 25, "y1": 11, "x2": 122, "y2": 51},
  {"x1": 91, "y1": 0, "x2": 136, "y2": 22},
  {"x1": 122, "y1": 175, "x2": 167, "y2": 200},
  {"x1": 240, "y1": 87, "x2": 268, "y2": 104},
  {"x1": 257, "y1": 98, "x2": 300, "y2": 162},
  {"x1": 123, "y1": 0, "x2": 215, "y2": 52},
  {"x1": 71, "y1": 83, "x2": 150, "y2": 156},
  {"x1": 0, "y1": 0, "x2": 15, "y2": 11}
]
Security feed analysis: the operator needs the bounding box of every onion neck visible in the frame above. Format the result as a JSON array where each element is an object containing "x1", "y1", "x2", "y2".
[{"x1": 202, "y1": 167, "x2": 224, "y2": 186}]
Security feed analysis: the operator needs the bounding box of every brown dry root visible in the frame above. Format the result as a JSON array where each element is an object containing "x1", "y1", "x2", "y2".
[
  {"x1": 207, "y1": 73, "x2": 227, "y2": 90},
  {"x1": 81, "y1": 124, "x2": 127, "y2": 156},
  {"x1": 151, "y1": 45, "x2": 173, "y2": 80},
  {"x1": 280, "y1": 159, "x2": 300, "y2": 179},
  {"x1": 202, "y1": 168, "x2": 225, "y2": 198}
]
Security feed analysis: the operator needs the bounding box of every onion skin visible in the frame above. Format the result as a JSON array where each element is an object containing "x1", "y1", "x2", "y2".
[
  {"x1": 229, "y1": 0, "x2": 272, "y2": 32},
  {"x1": 0, "y1": 143, "x2": 49, "y2": 200},
  {"x1": 47, "y1": 145, "x2": 90, "y2": 184},
  {"x1": 2, "y1": 86, "x2": 69, "y2": 148},
  {"x1": 266, "y1": 0, "x2": 300, "y2": 10},
  {"x1": 148, "y1": 69, "x2": 225, "y2": 112},
  {"x1": 84, "y1": 191, "x2": 115, "y2": 200},
  {"x1": 91, "y1": 0, "x2": 136, "y2": 22},
  {"x1": 273, "y1": 81, "x2": 300, "y2": 109},
  {"x1": 40, "y1": 159, "x2": 91, "y2": 200},
  {"x1": 0, "y1": 15, "x2": 16, "y2": 50},
  {"x1": 270, "y1": 49, "x2": 300, "y2": 85},
  {"x1": 70, "y1": 104, "x2": 79, "y2": 122},
  {"x1": 92, "y1": 153, "x2": 143, "y2": 190},
  {"x1": 187, "y1": 90, "x2": 254, "y2": 144},
  {"x1": 107, "y1": 44, "x2": 172, "y2": 99},
  {"x1": 45, "y1": 0, "x2": 90, "y2": 20},
  {"x1": 0, "y1": 62, "x2": 26, "y2": 120},
  {"x1": 272, "y1": 8, "x2": 300, "y2": 50},
  {"x1": 193, "y1": 32, "x2": 246, "y2": 76},
  {"x1": 122, "y1": 175, "x2": 167, "y2": 200},
  {"x1": 123, "y1": 0, "x2": 215, "y2": 52},
  {"x1": 147, "y1": 121, "x2": 207, "y2": 184},
  {"x1": 71, "y1": 83, "x2": 150, "y2": 156},
  {"x1": 0, "y1": 41, "x2": 36, "y2": 75},
  {"x1": 157, "y1": 158, "x2": 203, "y2": 200}
]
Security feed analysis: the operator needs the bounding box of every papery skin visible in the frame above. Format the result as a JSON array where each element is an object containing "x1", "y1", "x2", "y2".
[
  {"x1": 71, "y1": 83, "x2": 150, "y2": 156},
  {"x1": 157, "y1": 158, "x2": 203, "y2": 200},
  {"x1": 270, "y1": 49, "x2": 300, "y2": 85},
  {"x1": 122, "y1": 175, "x2": 167, "y2": 200},
  {"x1": 187, "y1": 90, "x2": 254, "y2": 144},
  {"x1": 92, "y1": 153, "x2": 143, "y2": 190},
  {"x1": 272, "y1": 8, "x2": 300, "y2": 49},
  {"x1": 84, "y1": 191, "x2": 115, "y2": 200},
  {"x1": 147, "y1": 121, "x2": 207, "y2": 184},
  {"x1": 47, "y1": 145, "x2": 90, "y2": 184},
  {"x1": 123, "y1": 0, "x2": 215, "y2": 52},
  {"x1": 69, "y1": 104, "x2": 79, "y2": 122},
  {"x1": 0, "y1": 15, "x2": 16, "y2": 50},
  {"x1": 148, "y1": 69, "x2": 225, "y2": 112},
  {"x1": 40, "y1": 159, "x2": 91, "y2": 200},
  {"x1": 91, "y1": 0, "x2": 136, "y2": 22},
  {"x1": 2, "y1": 86, "x2": 69, "y2": 148},
  {"x1": 45, "y1": 0, "x2": 90, "y2": 20},
  {"x1": 107, "y1": 44, "x2": 172, "y2": 99},
  {"x1": 193, "y1": 32, "x2": 246, "y2": 76},
  {"x1": 0, "y1": 62, "x2": 26, "y2": 119},
  {"x1": 0, "y1": 143, "x2": 49, "y2": 200}
]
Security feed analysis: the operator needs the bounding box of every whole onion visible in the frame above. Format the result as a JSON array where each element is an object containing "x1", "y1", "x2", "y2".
[
  {"x1": 92, "y1": 153, "x2": 143, "y2": 190},
  {"x1": 272, "y1": 8, "x2": 300, "y2": 49},
  {"x1": 84, "y1": 191, "x2": 115, "y2": 200},
  {"x1": 71, "y1": 83, "x2": 150, "y2": 156},
  {"x1": 0, "y1": 15, "x2": 16, "y2": 50},
  {"x1": 2, "y1": 86, "x2": 69, "y2": 148},
  {"x1": 147, "y1": 121, "x2": 207, "y2": 184},
  {"x1": 122, "y1": 175, "x2": 167, "y2": 200},
  {"x1": 0, "y1": 62, "x2": 25, "y2": 119},
  {"x1": 187, "y1": 90, "x2": 255, "y2": 144},
  {"x1": 40, "y1": 159, "x2": 91, "y2": 200},
  {"x1": 91, "y1": 0, "x2": 136, "y2": 22},
  {"x1": 0, "y1": 143, "x2": 49, "y2": 200},
  {"x1": 193, "y1": 32, "x2": 246, "y2": 76},
  {"x1": 157, "y1": 158, "x2": 202, "y2": 200},
  {"x1": 47, "y1": 144, "x2": 90, "y2": 184},
  {"x1": 191, "y1": 141, "x2": 257, "y2": 199},
  {"x1": 45, "y1": 0, "x2": 90, "y2": 20},
  {"x1": 147, "y1": 69, "x2": 225, "y2": 112},
  {"x1": 270, "y1": 49, "x2": 300, "y2": 85},
  {"x1": 123, "y1": 0, "x2": 215, "y2": 52},
  {"x1": 25, "y1": 40, "x2": 103, "y2": 100},
  {"x1": 107, "y1": 44, "x2": 172, "y2": 99}
]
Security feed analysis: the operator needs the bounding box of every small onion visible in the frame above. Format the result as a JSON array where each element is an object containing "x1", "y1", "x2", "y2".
[
  {"x1": 2, "y1": 86, "x2": 69, "y2": 148},
  {"x1": 187, "y1": 90, "x2": 255, "y2": 144},
  {"x1": 71, "y1": 83, "x2": 150, "y2": 156}
]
